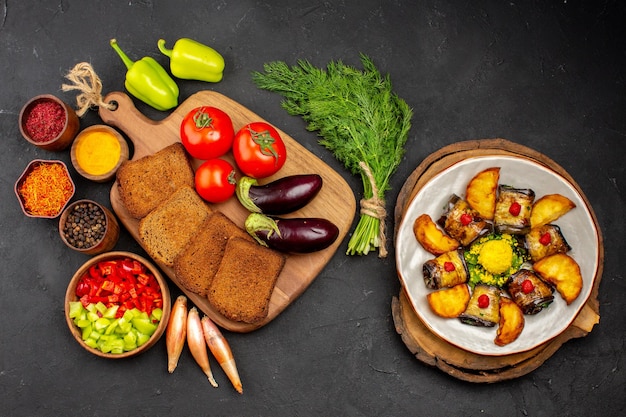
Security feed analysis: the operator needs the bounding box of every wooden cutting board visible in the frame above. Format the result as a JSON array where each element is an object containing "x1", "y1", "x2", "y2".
[
  {"x1": 99, "y1": 90, "x2": 356, "y2": 333},
  {"x1": 391, "y1": 138, "x2": 604, "y2": 382}
]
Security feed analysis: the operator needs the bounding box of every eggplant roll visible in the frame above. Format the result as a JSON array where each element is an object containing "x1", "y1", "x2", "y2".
[
  {"x1": 459, "y1": 284, "x2": 501, "y2": 327},
  {"x1": 422, "y1": 249, "x2": 469, "y2": 290},
  {"x1": 524, "y1": 224, "x2": 571, "y2": 262},
  {"x1": 494, "y1": 185, "x2": 535, "y2": 235},
  {"x1": 506, "y1": 269, "x2": 554, "y2": 315},
  {"x1": 438, "y1": 194, "x2": 490, "y2": 247}
]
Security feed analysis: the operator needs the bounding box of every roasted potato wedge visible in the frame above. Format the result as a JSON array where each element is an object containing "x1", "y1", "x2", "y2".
[
  {"x1": 426, "y1": 283, "x2": 470, "y2": 318},
  {"x1": 533, "y1": 253, "x2": 583, "y2": 304},
  {"x1": 495, "y1": 297, "x2": 525, "y2": 346},
  {"x1": 466, "y1": 167, "x2": 500, "y2": 220},
  {"x1": 530, "y1": 193, "x2": 576, "y2": 228},
  {"x1": 413, "y1": 213, "x2": 460, "y2": 255}
]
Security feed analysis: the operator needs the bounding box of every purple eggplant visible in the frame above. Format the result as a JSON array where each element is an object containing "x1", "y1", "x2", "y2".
[
  {"x1": 244, "y1": 213, "x2": 339, "y2": 253},
  {"x1": 236, "y1": 174, "x2": 323, "y2": 215}
]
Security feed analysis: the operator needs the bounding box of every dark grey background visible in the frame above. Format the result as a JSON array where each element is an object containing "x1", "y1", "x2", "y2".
[{"x1": 1, "y1": 1, "x2": 624, "y2": 416}]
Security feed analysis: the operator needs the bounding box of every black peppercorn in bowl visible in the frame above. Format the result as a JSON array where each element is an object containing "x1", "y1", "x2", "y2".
[{"x1": 59, "y1": 200, "x2": 120, "y2": 255}]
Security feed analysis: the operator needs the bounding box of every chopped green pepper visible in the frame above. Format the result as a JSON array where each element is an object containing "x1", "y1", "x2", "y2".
[
  {"x1": 110, "y1": 39, "x2": 179, "y2": 111},
  {"x1": 157, "y1": 38, "x2": 225, "y2": 83}
]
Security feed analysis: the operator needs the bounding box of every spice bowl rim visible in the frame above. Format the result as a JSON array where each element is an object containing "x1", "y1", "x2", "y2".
[
  {"x1": 64, "y1": 251, "x2": 171, "y2": 359},
  {"x1": 14, "y1": 159, "x2": 76, "y2": 219},
  {"x1": 19, "y1": 94, "x2": 80, "y2": 150},
  {"x1": 70, "y1": 124, "x2": 130, "y2": 183},
  {"x1": 58, "y1": 199, "x2": 120, "y2": 254}
]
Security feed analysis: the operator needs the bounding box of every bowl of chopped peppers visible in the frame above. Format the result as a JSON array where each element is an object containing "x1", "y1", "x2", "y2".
[
  {"x1": 14, "y1": 159, "x2": 75, "y2": 218},
  {"x1": 19, "y1": 94, "x2": 80, "y2": 151},
  {"x1": 64, "y1": 251, "x2": 171, "y2": 359}
]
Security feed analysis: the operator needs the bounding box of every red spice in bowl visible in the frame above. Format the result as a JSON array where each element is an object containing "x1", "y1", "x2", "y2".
[
  {"x1": 19, "y1": 95, "x2": 80, "y2": 151},
  {"x1": 23, "y1": 100, "x2": 66, "y2": 142},
  {"x1": 15, "y1": 160, "x2": 75, "y2": 218}
]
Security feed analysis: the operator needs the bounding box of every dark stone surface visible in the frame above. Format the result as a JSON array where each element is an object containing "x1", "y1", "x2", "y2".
[{"x1": 1, "y1": 1, "x2": 624, "y2": 416}]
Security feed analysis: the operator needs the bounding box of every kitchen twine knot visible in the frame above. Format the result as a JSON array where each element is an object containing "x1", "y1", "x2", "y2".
[
  {"x1": 61, "y1": 62, "x2": 116, "y2": 117},
  {"x1": 359, "y1": 161, "x2": 388, "y2": 258}
]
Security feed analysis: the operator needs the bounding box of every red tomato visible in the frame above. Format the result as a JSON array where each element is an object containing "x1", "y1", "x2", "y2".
[
  {"x1": 180, "y1": 106, "x2": 234, "y2": 160},
  {"x1": 195, "y1": 158, "x2": 236, "y2": 203},
  {"x1": 233, "y1": 122, "x2": 287, "y2": 178}
]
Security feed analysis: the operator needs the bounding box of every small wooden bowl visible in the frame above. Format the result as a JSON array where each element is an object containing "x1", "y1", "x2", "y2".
[
  {"x1": 14, "y1": 159, "x2": 75, "y2": 219},
  {"x1": 64, "y1": 251, "x2": 171, "y2": 359},
  {"x1": 70, "y1": 125, "x2": 129, "y2": 182},
  {"x1": 19, "y1": 94, "x2": 80, "y2": 151},
  {"x1": 59, "y1": 200, "x2": 120, "y2": 255}
]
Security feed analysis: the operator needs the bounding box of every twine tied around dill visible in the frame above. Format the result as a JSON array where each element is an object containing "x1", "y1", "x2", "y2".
[
  {"x1": 358, "y1": 161, "x2": 388, "y2": 258},
  {"x1": 61, "y1": 62, "x2": 116, "y2": 117}
]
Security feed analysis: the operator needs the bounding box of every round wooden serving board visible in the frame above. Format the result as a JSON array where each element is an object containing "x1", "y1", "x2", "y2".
[
  {"x1": 391, "y1": 138, "x2": 604, "y2": 382},
  {"x1": 99, "y1": 91, "x2": 356, "y2": 333}
]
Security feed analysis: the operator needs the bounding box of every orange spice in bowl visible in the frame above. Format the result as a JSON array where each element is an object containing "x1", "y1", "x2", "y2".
[{"x1": 14, "y1": 160, "x2": 75, "y2": 218}]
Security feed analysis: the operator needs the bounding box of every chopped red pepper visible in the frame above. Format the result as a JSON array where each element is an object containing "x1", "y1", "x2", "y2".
[
  {"x1": 509, "y1": 201, "x2": 521, "y2": 216},
  {"x1": 539, "y1": 232, "x2": 551, "y2": 246},
  {"x1": 477, "y1": 294, "x2": 490, "y2": 308},
  {"x1": 444, "y1": 261, "x2": 455, "y2": 272},
  {"x1": 74, "y1": 257, "x2": 162, "y2": 317},
  {"x1": 521, "y1": 279, "x2": 534, "y2": 294},
  {"x1": 460, "y1": 213, "x2": 473, "y2": 226}
]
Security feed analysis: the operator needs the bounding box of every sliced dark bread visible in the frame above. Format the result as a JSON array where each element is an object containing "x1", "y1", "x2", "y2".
[
  {"x1": 207, "y1": 237, "x2": 285, "y2": 324},
  {"x1": 116, "y1": 142, "x2": 194, "y2": 219},
  {"x1": 138, "y1": 185, "x2": 212, "y2": 267},
  {"x1": 173, "y1": 211, "x2": 254, "y2": 296}
]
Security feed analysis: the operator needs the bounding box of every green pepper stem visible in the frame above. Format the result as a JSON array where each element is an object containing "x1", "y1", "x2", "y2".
[
  {"x1": 157, "y1": 39, "x2": 173, "y2": 58},
  {"x1": 110, "y1": 39, "x2": 135, "y2": 70}
]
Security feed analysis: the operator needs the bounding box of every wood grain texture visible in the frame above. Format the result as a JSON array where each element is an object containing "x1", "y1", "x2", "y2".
[
  {"x1": 391, "y1": 138, "x2": 603, "y2": 382},
  {"x1": 100, "y1": 91, "x2": 356, "y2": 332}
]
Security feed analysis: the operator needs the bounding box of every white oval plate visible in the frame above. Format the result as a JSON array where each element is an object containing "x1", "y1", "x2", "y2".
[{"x1": 395, "y1": 156, "x2": 600, "y2": 356}]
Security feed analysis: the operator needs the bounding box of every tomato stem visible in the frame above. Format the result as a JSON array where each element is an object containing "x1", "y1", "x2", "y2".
[{"x1": 248, "y1": 127, "x2": 279, "y2": 161}]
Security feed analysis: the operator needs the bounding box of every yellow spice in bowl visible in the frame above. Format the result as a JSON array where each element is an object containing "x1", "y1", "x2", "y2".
[{"x1": 75, "y1": 130, "x2": 121, "y2": 175}]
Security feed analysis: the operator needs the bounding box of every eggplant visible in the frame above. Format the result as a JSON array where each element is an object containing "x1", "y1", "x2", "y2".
[
  {"x1": 244, "y1": 213, "x2": 339, "y2": 253},
  {"x1": 524, "y1": 224, "x2": 571, "y2": 262},
  {"x1": 422, "y1": 249, "x2": 469, "y2": 290},
  {"x1": 438, "y1": 194, "x2": 490, "y2": 247},
  {"x1": 506, "y1": 269, "x2": 554, "y2": 314},
  {"x1": 494, "y1": 185, "x2": 535, "y2": 235},
  {"x1": 459, "y1": 284, "x2": 501, "y2": 327},
  {"x1": 236, "y1": 174, "x2": 323, "y2": 215}
]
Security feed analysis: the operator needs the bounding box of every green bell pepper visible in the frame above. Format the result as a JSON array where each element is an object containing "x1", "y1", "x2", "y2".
[
  {"x1": 157, "y1": 38, "x2": 225, "y2": 83},
  {"x1": 110, "y1": 39, "x2": 179, "y2": 111}
]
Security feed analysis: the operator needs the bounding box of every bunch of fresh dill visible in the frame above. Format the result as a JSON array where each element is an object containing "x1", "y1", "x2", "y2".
[{"x1": 252, "y1": 54, "x2": 412, "y2": 257}]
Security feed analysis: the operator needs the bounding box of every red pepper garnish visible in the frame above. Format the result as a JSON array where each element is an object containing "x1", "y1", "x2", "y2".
[
  {"x1": 477, "y1": 294, "x2": 490, "y2": 308},
  {"x1": 460, "y1": 213, "x2": 473, "y2": 226},
  {"x1": 444, "y1": 261, "x2": 455, "y2": 272},
  {"x1": 521, "y1": 279, "x2": 534, "y2": 294},
  {"x1": 539, "y1": 232, "x2": 551, "y2": 246},
  {"x1": 509, "y1": 201, "x2": 521, "y2": 216}
]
